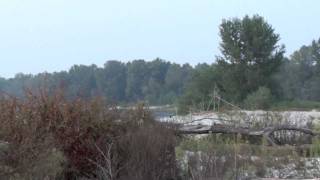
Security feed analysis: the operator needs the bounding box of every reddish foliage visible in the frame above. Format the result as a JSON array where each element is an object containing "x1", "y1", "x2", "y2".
[{"x1": 0, "y1": 90, "x2": 178, "y2": 179}]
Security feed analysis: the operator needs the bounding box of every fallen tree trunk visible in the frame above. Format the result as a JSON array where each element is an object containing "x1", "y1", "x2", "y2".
[
  {"x1": 176, "y1": 124, "x2": 319, "y2": 146},
  {"x1": 179, "y1": 124, "x2": 262, "y2": 135}
]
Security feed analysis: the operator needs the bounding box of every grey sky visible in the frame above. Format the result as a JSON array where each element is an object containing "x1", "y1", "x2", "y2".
[{"x1": 0, "y1": 0, "x2": 319, "y2": 78}]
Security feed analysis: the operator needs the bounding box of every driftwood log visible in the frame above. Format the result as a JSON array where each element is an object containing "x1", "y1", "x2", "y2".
[{"x1": 177, "y1": 124, "x2": 319, "y2": 146}]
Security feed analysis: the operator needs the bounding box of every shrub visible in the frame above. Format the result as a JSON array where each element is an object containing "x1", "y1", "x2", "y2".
[
  {"x1": 244, "y1": 86, "x2": 272, "y2": 110},
  {"x1": 0, "y1": 90, "x2": 178, "y2": 179}
]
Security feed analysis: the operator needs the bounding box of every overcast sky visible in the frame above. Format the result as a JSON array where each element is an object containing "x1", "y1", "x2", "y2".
[{"x1": 0, "y1": 0, "x2": 319, "y2": 78}]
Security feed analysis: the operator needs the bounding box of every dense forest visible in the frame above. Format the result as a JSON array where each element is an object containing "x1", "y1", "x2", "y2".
[
  {"x1": 1, "y1": 15, "x2": 320, "y2": 112},
  {"x1": 0, "y1": 59, "x2": 193, "y2": 105}
]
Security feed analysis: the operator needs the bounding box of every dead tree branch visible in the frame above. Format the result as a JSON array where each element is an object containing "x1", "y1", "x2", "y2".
[{"x1": 176, "y1": 124, "x2": 319, "y2": 146}]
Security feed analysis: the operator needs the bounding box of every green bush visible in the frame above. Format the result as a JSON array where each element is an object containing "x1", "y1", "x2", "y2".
[{"x1": 244, "y1": 86, "x2": 272, "y2": 110}]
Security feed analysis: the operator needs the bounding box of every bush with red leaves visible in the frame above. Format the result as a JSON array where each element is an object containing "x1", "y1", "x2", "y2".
[{"x1": 0, "y1": 90, "x2": 178, "y2": 180}]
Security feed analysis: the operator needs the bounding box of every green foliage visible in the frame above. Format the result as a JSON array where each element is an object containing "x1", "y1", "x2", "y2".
[
  {"x1": 97, "y1": 61, "x2": 127, "y2": 102},
  {"x1": 177, "y1": 63, "x2": 219, "y2": 114},
  {"x1": 0, "y1": 59, "x2": 192, "y2": 105},
  {"x1": 275, "y1": 38, "x2": 320, "y2": 101},
  {"x1": 217, "y1": 15, "x2": 284, "y2": 102},
  {"x1": 178, "y1": 15, "x2": 287, "y2": 112},
  {"x1": 244, "y1": 86, "x2": 272, "y2": 110},
  {"x1": 271, "y1": 100, "x2": 320, "y2": 111},
  {"x1": 311, "y1": 138, "x2": 320, "y2": 157},
  {"x1": 311, "y1": 123, "x2": 320, "y2": 157}
]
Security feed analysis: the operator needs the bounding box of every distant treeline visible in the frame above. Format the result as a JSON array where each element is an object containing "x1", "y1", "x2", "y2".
[
  {"x1": 1, "y1": 15, "x2": 320, "y2": 111},
  {"x1": 0, "y1": 59, "x2": 193, "y2": 105}
]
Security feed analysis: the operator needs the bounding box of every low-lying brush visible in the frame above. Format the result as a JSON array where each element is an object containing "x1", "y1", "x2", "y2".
[
  {"x1": 176, "y1": 134, "x2": 320, "y2": 179},
  {"x1": 0, "y1": 90, "x2": 177, "y2": 180}
]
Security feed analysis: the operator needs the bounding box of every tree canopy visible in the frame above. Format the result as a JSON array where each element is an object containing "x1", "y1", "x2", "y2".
[
  {"x1": 217, "y1": 15, "x2": 285, "y2": 102},
  {"x1": 0, "y1": 59, "x2": 193, "y2": 105}
]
